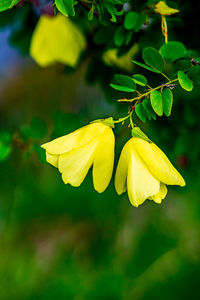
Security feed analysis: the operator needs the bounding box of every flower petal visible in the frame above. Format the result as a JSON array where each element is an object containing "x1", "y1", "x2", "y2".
[
  {"x1": 115, "y1": 141, "x2": 129, "y2": 195},
  {"x1": 93, "y1": 127, "x2": 115, "y2": 193},
  {"x1": 46, "y1": 152, "x2": 59, "y2": 168},
  {"x1": 133, "y1": 138, "x2": 185, "y2": 186},
  {"x1": 127, "y1": 140, "x2": 160, "y2": 207},
  {"x1": 149, "y1": 183, "x2": 167, "y2": 204},
  {"x1": 41, "y1": 123, "x2": 106, "y2": 155},
  {"x1": 58, "y1": 140, "x2": 99, "y2": 187}
]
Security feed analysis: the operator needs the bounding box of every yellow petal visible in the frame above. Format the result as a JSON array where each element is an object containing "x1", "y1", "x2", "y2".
[
  {"x1": 154, "y1": 1, "x2": 179, "y2": 15},
  {"x1": 127, "y1": 140, "x2": 160, "y2": 207},
  {"x1": 30, "y1": 14, "x2": 86, "y2": 67},
  {"x1": 46, "y1": 152, "x2": 59, "y2": 168},
  {"x1": 115, "y1": 141, "x2": 129, "y2": 195},
  {"x1": 133, "y1": 138, "x2": 185, "y2": 187},
  {"x1": 93, "y1": 127, "x2": 115, "y2": 193},
  {"x1": 58, "y1": 139, "x2": 99, "y2": 187},
  {"x1": 149, "y1": 183, "x2": 167, "y2": 204},
  {"x1": 41, "y1": 123, "x2": 106, "y2": 155}
]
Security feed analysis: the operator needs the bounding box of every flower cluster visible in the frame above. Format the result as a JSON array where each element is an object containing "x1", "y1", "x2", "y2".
[{"x1": 42, "y1": 121, "x2": 185, "y2": 207}]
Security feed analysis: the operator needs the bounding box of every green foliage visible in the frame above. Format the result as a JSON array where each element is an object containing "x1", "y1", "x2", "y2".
[
  {"x1": 188, "y1": 66, "x2": 200, "y2": 85},
  {"x1": 160, "y1": 41, "x2": 187, "y2": 61},
  {"x1": 162, "y1": 88, "x2": 173, "y2": 117},
  {"x1": 0, "y1": 0, "x2": 20, "y2": 12},
  {"x1": 150, "y1": 90, "x2": 163, "y2": 116},
  {"x1": 175, "y1": 59, "x2": 192, "y2": 71},
  {"x1": 142, "y1": 99, "x2": 157, "y2": 120},
  {"x1": 142, "y1": 47, "x2": 164, "y2": 73},
  {"x1": 114, "y1": 26, "x2": 125, "y2": 46},
  {"x1": 132, "y1": 60, "x2": 161, "y2": 73},
  {"x1": 178, "y1": 70, "x2": 193, "y2": 91},
  {"x1": 131, "y1": 127, "x2": 150, "y2": 141},
  {"x1": 132, "y1": 74, "x2": 147, "y2": 86},
  {"x1": 21, "y1": 118, "x2": 47, "y2": 140},
  {"x1": 55, "y1": 0, "x2": 75, "y2": 16},
  {"x1": 124, "y1": 11, "x2": 138, "y2": 30},
  {"x1": 135, "y1": 103, "x2": 147, "y2": 123},
  {"x1": 0, "y1": 131, "x2": 12, "y2": 161},
  {"x1": 110, "y1": 74, "x2": 136, "y2": 92}
]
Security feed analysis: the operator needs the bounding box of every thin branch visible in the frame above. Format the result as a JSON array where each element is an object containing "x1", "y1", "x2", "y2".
[{"x1": 78, "y1": 0, "x2": 99, "y2": 16}]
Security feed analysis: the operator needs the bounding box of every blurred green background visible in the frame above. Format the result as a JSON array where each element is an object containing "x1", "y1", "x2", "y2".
[{"x1": 0, "y1": 1, "x2": 200, "y2": 299}]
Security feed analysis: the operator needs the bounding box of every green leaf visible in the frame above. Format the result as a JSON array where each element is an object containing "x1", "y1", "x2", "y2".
[
  {"x1": 142, "y1": 99, "x2": 156, "y2": 120},
  {"x1": 134, "y1": 14, "x2": 146, "y2": 32},
  {"x1": 178, "y1": 70, "x2": 193, "y2": 91},
  {"x1": 124, "y1": 12, "x2": 138, "y2": 30},
  {"x1": 175, "y1": 59, "x2": 192, "y2": 71},
  {"x1": 132, "y1": 74, "x2": 147, "y2": 86},
  {"x1": 0, "y1": 0, "x2": 10, "y2": 11},
  {"x1": 55, "y1": 0, "x2": 75, "y2": 16},
  {"x1": 125, "y1": 30, "x2": 133, "y2": 46},
  {"x1": 135, "y1": 104, "x2": 147, "y2": 123},
  {"x1": 131, "y1": 127, "x2": 150, "y2": 142},
  {"x1": 132, "y1": 60, "x2": 161, "y2": 73},
  {"x1": 150, "y1": 90, "x2": 163, "y2": 116},
  {"x1": 188, "y1": 66, "x2": 200, "y2": 85},
  {"x1": 0, "y1": 144, "x2": 11, "y2": 161},
  {"x1": 9, "y1": 0, "x2": 20, "y2": 8},
  {"x1": 162, "y1": 88, "x2": 173, "y2": 116},
  {"x1": 110, "y1": 83, "x2": 135, "y2": 92},
  {"x1": 114, "y1": 26, "x2": 125, "y2": 47},
  {"x1": 88, "y1": 4, "x2": 95, "y2": 20},
  {"x1": 142, "y1": 47, "x2": 164, "y2": 72},
  {"x1": 0, "y1": 131, "x2": 12, "y2": 161},
  {"x1": 113, "y1": 74, "x2": 136, "y2": 90},
  {"x1": 160, "y1": 41, "x2": 187, "y2": 61}
]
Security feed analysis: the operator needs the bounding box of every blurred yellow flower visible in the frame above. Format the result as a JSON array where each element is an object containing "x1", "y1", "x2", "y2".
[
  {"x1": 30, "y1": 14, "x2": 86, "y2": 67},
  {"x1": 154, "y1": 1, "x2": 179, "y2": 16},
  {"x1": 41, "y1": 122, "x2": 115, "y2": 193},
  {"x1": 102, "y1": 43, "x2": 139, "y2": 72},
  {"x1": 115, "y1": 137, "x2": 185, "y2": 207}
]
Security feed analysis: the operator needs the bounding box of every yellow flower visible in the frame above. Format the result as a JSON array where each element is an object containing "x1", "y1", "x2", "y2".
[
  {"x1": 103, "y1": 43, "x2": 139, "y2": 72},
  {"x1": 154, "y1": 1, "x2": 179, "y2": 16},
  {"x1": 30, "y1": 14, "x2": 86, "y2": 67},
  {"x1": 115, "y1": 137, "x2": 185, "y2": 207},
  {"x1": 41, "y1": 122, "x2": 115, "y2": 193}
]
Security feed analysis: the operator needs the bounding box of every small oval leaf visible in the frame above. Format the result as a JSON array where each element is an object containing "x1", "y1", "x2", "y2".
[
  {"x1": 160, "y1": 41, "x2": 186, "y2": 61},
  {"x1": 124, "y1": 12, "x2": 138, "y2": 30},
  {"x1": 142, "y1": 99, "x2": 156, "y2": 120},
  {"x1": 142, "y1": 47, "x2": 164, "y2": 72},
  {"x1": 132, "y1": 74, "x2": 147, "y2": 86},
  {"x1": 114, "y1": 26, "x2": 125, "y2": 47},
  {"x1": 114, "y1": 74, "x2": 136, "y2": 90},
  {"x1": 110, "y1": 84, "x2": 135, "y2": 92},
  {"x1": 132, "y1": 60, "x2": 161, "y2": 73},
  {"x1": 150, "y1": 90, "x2": 163, "y2": 116},
  {"x1": 55, "y1": 0, "x2": 75, "y2": 16},
  {"x1": 162, "y1": 88, "x2": 173, "y2": 116},
  {"x1": 135, "y1": 104, "x2": 147, "y2": 123},
  {"x1": 178, "y1": 71, "x2": 193, "y2": 91}
]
